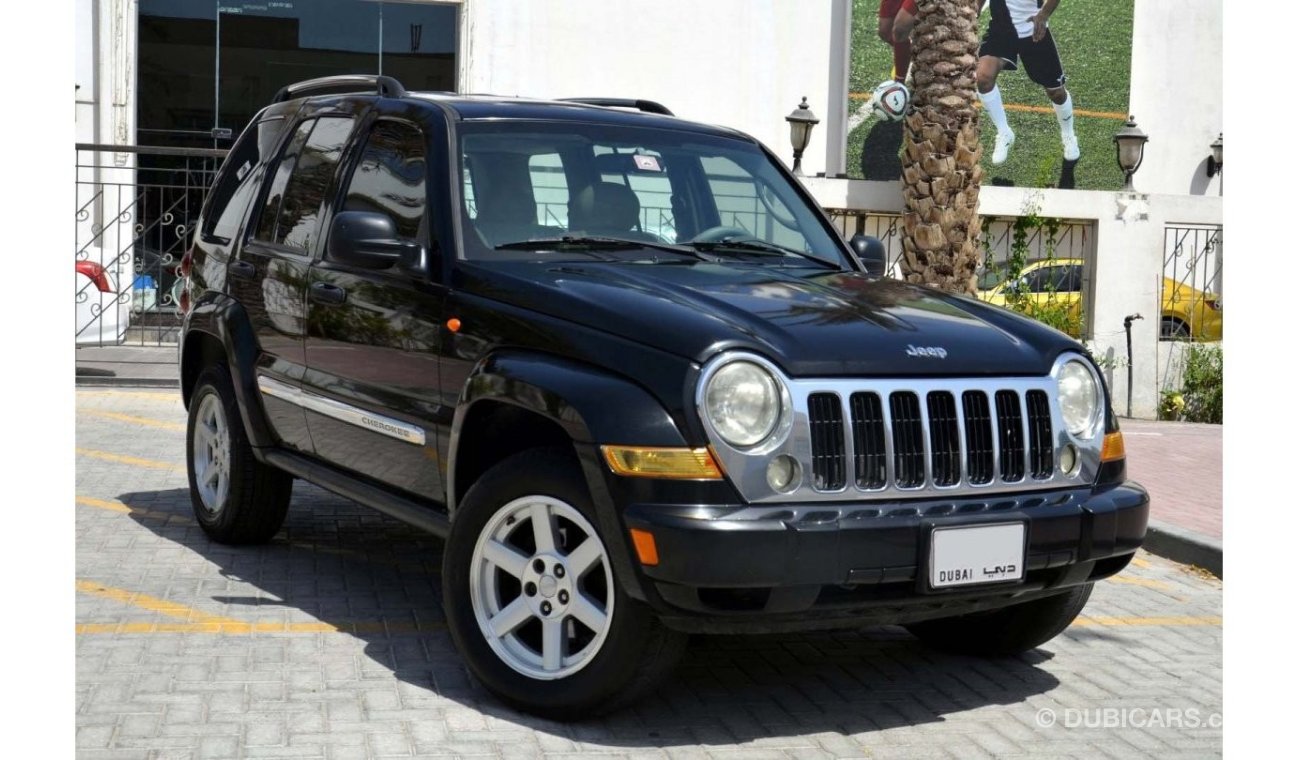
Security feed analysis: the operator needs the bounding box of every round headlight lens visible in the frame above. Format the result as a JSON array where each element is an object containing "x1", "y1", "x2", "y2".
[
  {"x1": 705, "y1": 361, "x2": 782, "y2": 448},
  {"x1": 1057, "y1": 360, "x2": 1100, "y2": 436}
]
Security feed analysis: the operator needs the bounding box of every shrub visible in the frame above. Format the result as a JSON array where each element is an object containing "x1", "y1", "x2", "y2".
[{"x1": 1179, "y1": 344, "x2": 1223, "y2": 424}]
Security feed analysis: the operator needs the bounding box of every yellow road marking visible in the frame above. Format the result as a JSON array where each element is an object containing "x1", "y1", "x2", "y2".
[
  {"x1": 76, "y1": 580, "x2": 248, "y2": 629},
  {"x1": 1073, "y1": 615, "x2": 1221, "y2": 628},
  {"x1": 75, "y1": 497, "x2": 429, "y2": 570},
  {"x1": 1129, "y1": 556, "x2": 1152, "y2": 568},
  {"x1": 75, "y1": 620, "x2": 444, "y2": 635},
  {"x1": 76, "y1": 448, "x2": 176, "y2": 470},
  {"x1": 849, "y1": 92, "x2": 1128, "y2": 120},
  {"x1": 76, "y1": 390, "x2": 179, "y2": 402},
  {"x1": 1110, "y1": 575, "x2": 1172, "y2": 590},
  {"x1": 76, "y1": 496, "x2": 194, "y2": 524},
  {"x1": 78, "y1": 409, "x2": 185, "y2": 432}
]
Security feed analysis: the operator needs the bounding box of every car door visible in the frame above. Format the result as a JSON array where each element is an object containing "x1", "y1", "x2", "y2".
[
  {"x1": 232, "y1": 113, "x2": 357, "y2": 454},
  {"x1": 301, "y1": 110, "x2": 448, "y2": 502}
]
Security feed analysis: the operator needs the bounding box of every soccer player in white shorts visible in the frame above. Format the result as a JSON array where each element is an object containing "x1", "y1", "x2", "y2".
[{"x1": 977, "y1": 0, "x2": 1080, "y2": 166}]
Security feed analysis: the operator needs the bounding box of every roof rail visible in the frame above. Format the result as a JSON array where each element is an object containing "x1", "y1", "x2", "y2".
[
  {"x1": 560, "y1": 98, "x2": 675, "y2": 117},
  {"x1": 272, "y1": 75, "x2": 407, "y2": 104}
]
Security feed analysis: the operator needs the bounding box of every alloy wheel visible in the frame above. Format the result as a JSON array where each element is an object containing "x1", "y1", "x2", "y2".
[
  {"x1": 468, "y1": 495, "x2": 615, "y2": 680},
  {"x1": 191, "y1": 393, "x2": 231, "y2": 514}
]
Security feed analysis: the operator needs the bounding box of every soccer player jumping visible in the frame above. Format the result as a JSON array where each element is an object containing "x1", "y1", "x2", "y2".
[
  {"x1": 976, "y1": 0, "x2": 1080, "y2": 166},
  {"x1": 877, "y1": 0, "x2": 918, "y2": 83}
]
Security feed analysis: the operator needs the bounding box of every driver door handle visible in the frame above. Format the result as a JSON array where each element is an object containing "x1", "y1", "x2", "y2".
[{"x1": 309, "y1": 282, "x2": 347, "y2": 305}]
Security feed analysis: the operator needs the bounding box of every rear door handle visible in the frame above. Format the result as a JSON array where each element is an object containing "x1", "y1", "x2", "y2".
[
  {"x1": 309, "y1": 282, "x2": 347, "y2": 305},
  {"x1": 228, "y1": 260, "x2": 256, "y2": 279}
]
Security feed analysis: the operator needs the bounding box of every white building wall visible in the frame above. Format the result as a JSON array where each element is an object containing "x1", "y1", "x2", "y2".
[
  {"x1": 1128, "y1": 0, "x2": 1223, "y2": 196},
  {"x1": 459, "y1": 0, "x2": 841, "y2": 177}
]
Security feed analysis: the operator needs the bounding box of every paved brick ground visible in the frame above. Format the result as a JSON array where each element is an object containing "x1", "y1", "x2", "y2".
[
  {"x1": 76, "y1": 387, "x2": 1223, "y2": 759},
  {"x1": 1120, "y1": 419, "x2": 1222, "y2": 540}
]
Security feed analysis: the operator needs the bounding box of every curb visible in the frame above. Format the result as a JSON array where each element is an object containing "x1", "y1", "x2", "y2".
[
  {"x1": 75, "y1": 373, "x2": 179, "y2": 389},
  {"x1": 1144, "y1": 519, "x2": 1222, "y2": 578}
]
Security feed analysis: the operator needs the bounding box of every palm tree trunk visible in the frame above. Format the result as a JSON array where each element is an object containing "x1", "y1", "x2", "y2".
[{"x1": 900, "y1": 0, "x2": 983, "y2": 294}]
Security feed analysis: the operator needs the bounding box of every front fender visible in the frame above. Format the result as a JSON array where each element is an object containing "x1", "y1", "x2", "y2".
[
  {"x1": 181, "y1": 291, "x2": 275, "y2": 449},
  {"x1": 447, "y1": 349, "x2": 693, "y2": 605},
  {"x1": 458, "y1": 350, "x2": 688, "y2": 444}
]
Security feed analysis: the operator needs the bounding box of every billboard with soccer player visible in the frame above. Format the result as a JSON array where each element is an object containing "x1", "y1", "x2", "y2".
[{"x1": 848, "y1": 0, "x2": 1134, "y2": 190}]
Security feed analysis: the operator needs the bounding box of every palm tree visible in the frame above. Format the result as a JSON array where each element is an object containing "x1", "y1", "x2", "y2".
[{"x1": 899, "y1": 0, "x2": 983, "y2": 295}]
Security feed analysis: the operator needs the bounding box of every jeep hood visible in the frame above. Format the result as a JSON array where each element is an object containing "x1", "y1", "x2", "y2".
[{"x1": 458, "y1": 261, "x2": 1078, "y2": 377}]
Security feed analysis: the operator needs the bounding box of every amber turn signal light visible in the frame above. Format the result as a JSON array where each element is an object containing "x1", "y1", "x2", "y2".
[
  {"x1": 1101, "y1": 431, "x2": 1126, "y2": 462},
  {"x1": 601, "y1": 445, "x2": 723, "y2": 480},
  {"x1": 629, "y1": 528, "x2": 660, "y2": 566}
]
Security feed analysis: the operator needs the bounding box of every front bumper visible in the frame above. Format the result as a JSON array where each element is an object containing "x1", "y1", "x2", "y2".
[{"x1": 621, "y1": 481, "x2": 1148, "y2": 633}]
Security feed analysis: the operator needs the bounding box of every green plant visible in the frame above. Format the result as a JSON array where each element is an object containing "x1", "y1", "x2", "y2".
[
  {"x1": 1179, "y1": 344, "x2": 1223, "y2": 423},
  {"x1": 983, "y1": 200, "x2": 1078, "y2": 335}
]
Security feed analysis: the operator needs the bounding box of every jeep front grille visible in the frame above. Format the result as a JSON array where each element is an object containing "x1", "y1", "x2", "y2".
[
  {"x1": 697, "y1": 353, "x2": 1106, "y2": 505},
  {"x1": 806, "y1": 385, "x2": 1057, "y2": 495}
]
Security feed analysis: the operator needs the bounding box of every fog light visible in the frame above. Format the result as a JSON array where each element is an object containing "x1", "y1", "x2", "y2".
[
  {"x1": 766, "y1": 455, "x2": 801, "y2": 492},
  {"x1": 1060, "y1": 444, "x2": 1078, "y2": 475}
]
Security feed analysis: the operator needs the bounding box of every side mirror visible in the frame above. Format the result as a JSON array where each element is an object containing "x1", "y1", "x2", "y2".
[
  {"x1": 849, "y1": 234, "x2": 888, "y2": 277},
  {"x1": 328, "y1": 210, "x2": 425, "y2": 272}
]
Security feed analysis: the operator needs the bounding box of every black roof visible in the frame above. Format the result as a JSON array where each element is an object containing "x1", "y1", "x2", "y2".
[
  {"x1": 409, "y1": 93, "x2": 752, "y2": 142},
  {"x1": 263, "y1": 76, "x2": 756, "y2": 143}
]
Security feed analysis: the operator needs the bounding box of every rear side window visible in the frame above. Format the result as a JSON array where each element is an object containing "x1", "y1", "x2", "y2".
[
  {"x1": 253, "y1": 115, "x2": 356, "y2": 252},
  {"x1": 202, "y1": 117, "x2": 284, "y2": 242},
  {"x1": 340, "y1": 120, "x2": 427, "y2": 240}
]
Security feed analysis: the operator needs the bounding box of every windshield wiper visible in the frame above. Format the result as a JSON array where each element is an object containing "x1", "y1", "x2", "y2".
[
  {"x1": 495, "y1": 235, "x2": 709, "y2": 261},
  {"x1": 686, "y1": 238, "x2": 841, "y2": 269}
]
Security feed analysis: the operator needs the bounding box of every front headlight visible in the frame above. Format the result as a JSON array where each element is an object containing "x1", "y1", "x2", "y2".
[
  {"x1": 704, "y1": 360, "x2": 782, "y2": 447},
  {"x1": 1057, "y1": 359, "x2": 1101, "y2": 436}
]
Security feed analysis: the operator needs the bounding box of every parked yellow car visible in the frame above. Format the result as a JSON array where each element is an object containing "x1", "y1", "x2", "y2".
[{"x1": 979, "y1": 258, "x2": 1222, "y2": 341}]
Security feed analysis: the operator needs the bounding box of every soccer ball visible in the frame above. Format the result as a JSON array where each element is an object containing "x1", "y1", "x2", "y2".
[{"x1": 871, "y1": 80, "x2": 910, "y2": 122}]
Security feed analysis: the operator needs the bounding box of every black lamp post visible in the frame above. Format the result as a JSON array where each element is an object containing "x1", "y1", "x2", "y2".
[
  {"x1": 1113, "y1": 115, "x2": 1149, "y2": 192},
  {"x1": 1206, "y1": 133, "x2": 1223, "y2": 178},
  {"x1": 785, "y1": 97, "x2": 819, "y2": 176}
]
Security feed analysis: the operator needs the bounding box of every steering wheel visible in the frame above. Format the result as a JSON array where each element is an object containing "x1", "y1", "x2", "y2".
[{"x1": 687, "y1": 226, "x2": 754, "y2": 244}]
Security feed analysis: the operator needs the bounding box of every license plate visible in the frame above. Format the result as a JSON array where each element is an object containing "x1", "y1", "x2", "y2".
[{"x1": 929, "y1": 523, "x2": 1026, "y2": 588}]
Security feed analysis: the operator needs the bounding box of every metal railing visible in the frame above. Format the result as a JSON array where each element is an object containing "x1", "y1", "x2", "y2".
[
  {"x1": 1161, "y1": 224, "x2": 1223, "y2": 342},
  {"x1": 824, "y1": 209, "x2": 1095, "y2": 337},
  {"x1": 75, "y1": 143, "x2": 226, "y2": 347}
]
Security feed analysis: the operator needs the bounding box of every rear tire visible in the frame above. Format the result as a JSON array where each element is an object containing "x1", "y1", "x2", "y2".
[
  {"x1": 443, "y1": 447, "x2": 686, "y2": 720},
  {"x1": 186, "y1": 364, "x2": 292, "y2": 544},
  {"x1": 905, "y1": 583, "x2": 1093, "y2": 656}
]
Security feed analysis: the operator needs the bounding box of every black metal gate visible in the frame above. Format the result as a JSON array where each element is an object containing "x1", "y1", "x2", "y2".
[{"x1": 75, "y1": 143, "x2": 227, "y2": 346}]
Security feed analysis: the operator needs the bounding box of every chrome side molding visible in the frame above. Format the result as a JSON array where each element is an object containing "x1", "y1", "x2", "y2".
[{"x1": 257, "y1": 375, "x2": 426, "y2": 446}]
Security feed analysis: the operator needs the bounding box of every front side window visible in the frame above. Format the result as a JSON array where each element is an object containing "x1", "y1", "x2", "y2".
[
  {"x1": 340, "y1": 120, "x2": 428, "y2": 241},
  {"x1": 457, "y1": 121, "x2": 849, "y2": 268}
]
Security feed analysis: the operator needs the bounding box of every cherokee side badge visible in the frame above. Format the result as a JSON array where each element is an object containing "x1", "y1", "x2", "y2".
[{"x1": 905, "y1": 344, "x2": 948, "y2": 359}]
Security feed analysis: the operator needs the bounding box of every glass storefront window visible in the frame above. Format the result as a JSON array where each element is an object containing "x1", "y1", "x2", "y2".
[{"x1": 138, "y1": 0, "x2": 459, "y2": 148}]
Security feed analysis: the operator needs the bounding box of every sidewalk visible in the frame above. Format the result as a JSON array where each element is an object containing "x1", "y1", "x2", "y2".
[
  {"x1": 75, "y1": 345, "x2": 178, "y2": 386},
  {"x1": 1119, "y1": 417, "x2": 1223, "y2": 576},
  {"x1": 74, "y1": 345, "x2": 1223, "y2": 575}
]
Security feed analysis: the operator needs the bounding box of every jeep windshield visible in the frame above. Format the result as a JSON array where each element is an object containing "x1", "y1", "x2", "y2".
[{"x1": 456, "y1": 121, "x2": 852, "y2": 269}]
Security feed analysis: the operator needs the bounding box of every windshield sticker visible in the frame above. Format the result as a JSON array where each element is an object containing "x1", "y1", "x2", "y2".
[{"x1": 633, "y1": 154, "x2": 662, "y2": 172}]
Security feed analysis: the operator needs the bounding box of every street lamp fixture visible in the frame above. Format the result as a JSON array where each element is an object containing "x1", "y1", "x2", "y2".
[
  {"x1": 1113, "y1": 115, "x2": 1149, "y2": 192},
  {"x1": 785, "y1": 97, "x2": 819, "y2": 176},
  {"x1": 1206, "y1": 133, "x2": 1223, "y2": 178}
]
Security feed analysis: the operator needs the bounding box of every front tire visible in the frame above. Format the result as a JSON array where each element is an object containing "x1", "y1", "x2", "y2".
[
  {"x1": 186, "y1": 364, "x2": 292, "y2": 544},
  {"x1": 443, "y1": 448, "x2": 686, "y2": 720},
  {"x1": 905, "y1": 583, "x2": 1093, "y2": 656}
]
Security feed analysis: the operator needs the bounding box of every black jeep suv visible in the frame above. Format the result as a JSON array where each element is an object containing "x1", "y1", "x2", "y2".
[{"x1": 178, "y1": 75, "x2": 1148, "y2": 719}]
